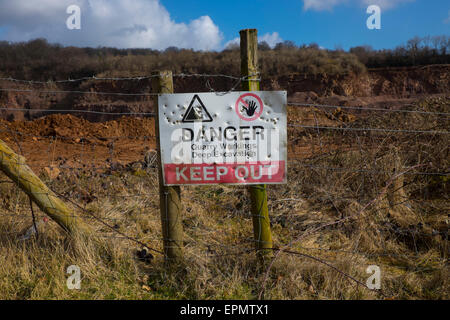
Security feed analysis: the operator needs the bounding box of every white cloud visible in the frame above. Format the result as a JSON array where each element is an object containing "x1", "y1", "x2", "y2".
[
  {"x1": 223, "y1": 38, "x2": 241, "y2": 48},
  {"x1": 0, "y1": 0, "x2": 223, "y2": 50},
  {"x1": 223, "y1": 38, "x2": 239, "y2": 49},
  {"x1": 259, "y1": 32, "x2": 283, "y2": 48},
  {"x1": 303, "y1": 0, "x2": 347, "y2": 11},
  {"x1": 303, "y1": 0, "x2": 414, "y2": 11},
  {"x1": 360, "y1": 0, "x2": 414, "y2": 10},
  {"x1": 224, "y1": 32, "x2": 283, "y2": 49}
]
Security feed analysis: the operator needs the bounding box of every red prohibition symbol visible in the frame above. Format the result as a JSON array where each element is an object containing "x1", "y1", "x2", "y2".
[{"x1": 235, "y1": 93, "x2": 264, "y2": 121}]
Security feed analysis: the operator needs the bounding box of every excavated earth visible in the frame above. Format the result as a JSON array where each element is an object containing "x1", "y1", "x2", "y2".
[{"x1": 0, "y1": 65, "x2": 448, "y2": 172}]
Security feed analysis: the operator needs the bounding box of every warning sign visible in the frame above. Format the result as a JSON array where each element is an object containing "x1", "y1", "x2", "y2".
[
  {"x1": 158, "y1": 91, "x2": 287, "y2": 186},
  {"x1": 235, "y1": 93, "x2": 264, "y2": 121},
  {"x1": 182, "y1": 95, "x2": 213, "y2": 123}
]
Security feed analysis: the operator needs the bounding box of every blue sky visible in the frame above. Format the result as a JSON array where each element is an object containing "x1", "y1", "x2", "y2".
[
  {"x1": 164, "y1": 0, "x2": 450, "y2": 49},
  {"x1": 0, "y1": 0, "x2": 448, "y2": 50}
]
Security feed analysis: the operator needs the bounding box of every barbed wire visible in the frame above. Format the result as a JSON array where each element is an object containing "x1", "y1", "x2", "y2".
[
  {"x1": 0, "y1": 77, "x2": 261, "y2": 97},
  {"x1": 290, "y1": 161, "x2": 448, "y2": 176},
  {"x1": 0, "y1": 128, "x2": 156, "y2": 141},
  {"x1": 0, "y1": 115, "x2": 447, "y2": 143},
  {"x1": 0, "y1": 88, "x2": 158, "y2": 96},
  {"x1": 1, "y1": 212, "x2": 446, "y2": 250},
  {"x1": 0, "y1": 158, "x2": 446, "y2": 178},
  {"x1": 0, "y1": 107, "x2": 155, "y2": 116},
  {"x1": 288, "y1": 102, "x2": 450, "y2": 117},
  {"x1": 0, "y1": 75, "x2": 156, "y2": 84},
  {"x1": 0, "y1": 73, "x2": 256, "y2": 85},
  {"x1": 2, "y1": 182, "x2": 446, "y2": 238},
  {"x1": 289, "y1": 124, "x2": 449, "y2": 135}
]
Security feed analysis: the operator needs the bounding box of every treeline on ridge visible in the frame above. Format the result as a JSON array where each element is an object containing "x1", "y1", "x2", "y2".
[{"x1": 0, "y1": 35, "x2": 448, "y2": 81}]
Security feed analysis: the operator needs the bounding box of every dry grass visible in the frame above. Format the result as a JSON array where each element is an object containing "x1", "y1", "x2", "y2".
[{"x1": 0, "y1": 97, "x2": 448, "y2": 300}]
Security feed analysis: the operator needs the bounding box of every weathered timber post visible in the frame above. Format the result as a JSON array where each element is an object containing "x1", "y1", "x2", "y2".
[
  {"x1": 152, "y1": 71, "x2": 184, "y2": 262},
  {"x1": 0, "y1": 139, "x2": 87, "y2": 234},
  {"x1": 240, "y1": 29, "x2": 273, "y2": 255}
]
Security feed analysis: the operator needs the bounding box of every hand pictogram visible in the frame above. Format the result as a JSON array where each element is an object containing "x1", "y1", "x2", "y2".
[{"x1": 242, "y1": 100, "x2": 258, "y2": 117}]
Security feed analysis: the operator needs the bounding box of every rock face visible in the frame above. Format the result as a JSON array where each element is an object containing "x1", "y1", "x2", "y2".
[
  {"x1": 0, "y1": 65, "x2": 448, "y2": 122},
  {"x1": 262, "y1": 65, "x2": 449, "y2": 97}
]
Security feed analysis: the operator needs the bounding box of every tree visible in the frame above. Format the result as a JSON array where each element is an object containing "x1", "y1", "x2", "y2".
[
  {"x1": 258, "y1": 41, "x2": 271, "y2": 51},
  {"x1": 406, "y1": 36, "x2": 421, "y2": 65},
  {"x1": 164, "y1": 46, "x2": 179, "y2": 53},
  {"x1": 274, "y1": 40, "x2": 296, "y2": 50},
  {"x1": 224, "y1": 42, "x2": 239, "y2": 51}
]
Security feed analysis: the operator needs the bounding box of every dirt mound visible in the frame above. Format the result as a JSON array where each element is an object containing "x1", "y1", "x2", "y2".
[
  {"x1": 0, "y1": 114, "x2": 157, "y2": 171},
  {"x1": 1, "y1": 114, "x2": 156, "y2": 140}
]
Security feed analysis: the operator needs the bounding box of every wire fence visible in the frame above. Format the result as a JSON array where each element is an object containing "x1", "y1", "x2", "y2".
[{"x1": 0, "y1": 73, "x2": 448, "y2": 298}]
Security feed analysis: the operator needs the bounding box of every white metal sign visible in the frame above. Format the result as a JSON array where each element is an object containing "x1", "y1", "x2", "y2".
[{"x1": 158, "y1": 91, "x2": 287, "y2": 186}]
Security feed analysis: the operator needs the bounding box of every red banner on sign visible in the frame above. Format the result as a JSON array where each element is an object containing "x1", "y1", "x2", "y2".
[{"x1": 164, "y1": 161, "x2": 286, "y2": 185}]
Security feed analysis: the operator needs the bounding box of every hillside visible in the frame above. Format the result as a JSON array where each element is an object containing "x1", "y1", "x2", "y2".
[
  {"x1": 1, "y1": 64, "x2": 449, "y2": 122},
  {"x1": 0, "y1": 37, "x2": 448, "y2": 301}
]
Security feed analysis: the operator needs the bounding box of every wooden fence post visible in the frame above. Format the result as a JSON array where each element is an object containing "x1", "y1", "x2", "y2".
[
  {"x1": 0, "y1": 139, "x2": 88, "y2": 234},
  {"x1": 152, "y1": 71, "x2": 184, "y2": 262},
  {"x1": 240, "y1": 29, "x2": 273, "y2": 256}
]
